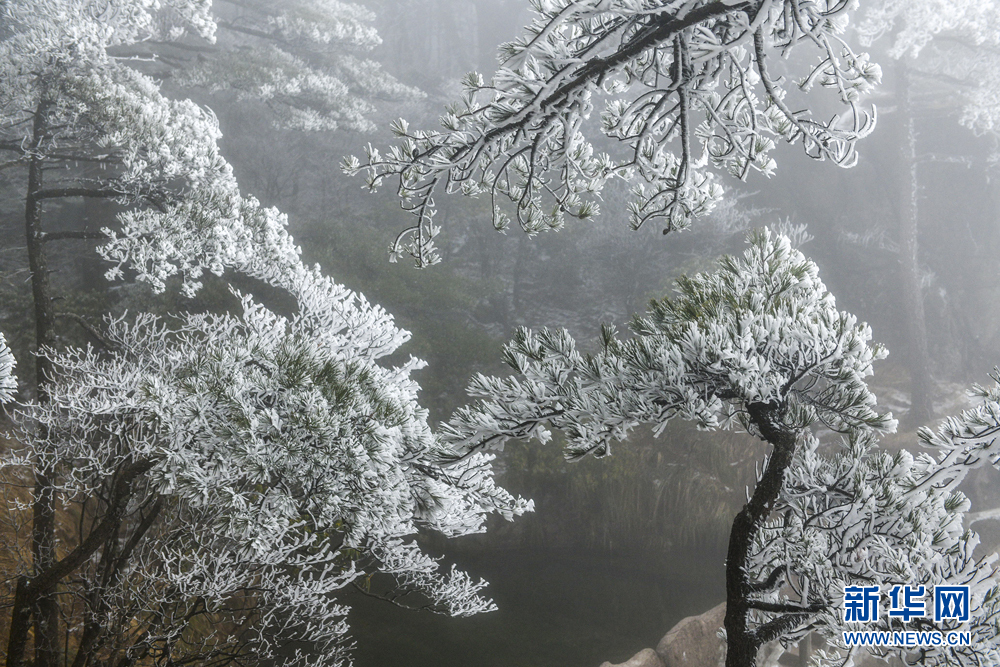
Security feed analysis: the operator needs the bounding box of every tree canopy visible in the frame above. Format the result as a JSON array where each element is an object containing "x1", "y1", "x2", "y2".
[
  {"x1": 160, "y1": 0, "x2": 422, "y2": 132},
  {"x1": 441, "y1": 230, "x2": 1000, "y2": 667},
  {"x1": 0, "y1": 2, "x2": 528, "y2": 665},
  {"x1": 346, "y1": 0, "x2": 882, "y2": 266},
  {"x1": 8, "y1": 275, "x2": 528, "y2": 666},
  {"x1": 859, "y1": 0, "x2": 1000, "y2": 135}
]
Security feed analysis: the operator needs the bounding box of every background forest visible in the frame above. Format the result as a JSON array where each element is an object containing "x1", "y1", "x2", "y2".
[{"x1": 3, "y1": 2, "x2": 1000, "y2": 667}]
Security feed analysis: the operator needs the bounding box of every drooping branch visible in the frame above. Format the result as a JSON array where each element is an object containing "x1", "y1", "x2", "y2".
[{"x1": 348, "y1": 1, "x2": 879, "y2": 266}]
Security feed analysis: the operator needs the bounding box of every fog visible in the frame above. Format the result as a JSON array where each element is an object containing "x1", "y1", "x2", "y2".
[
  {"x1": 4, "y1": 2, "x2": 1000, "y2": 666},
  {"x1": 209, "y1": 3, "x2": 1000, "y2": 665}
]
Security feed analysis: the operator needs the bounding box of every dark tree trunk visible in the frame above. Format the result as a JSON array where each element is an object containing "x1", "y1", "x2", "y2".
[
  {"x1": 7, "y1": 455, "x2": 156, "y2": 665},
  {"x1": 6, "y1": 576, "x2": 34, "y2": 667},
  {"x1": 19, "y1": 101, "x2": 62, "y2": 667},
  {"x1": 724, "y1": 402, "x2": 799, "y2": 667},
  {"x1": 896, "y1": 62, "x2": 933, "y2": 424}
]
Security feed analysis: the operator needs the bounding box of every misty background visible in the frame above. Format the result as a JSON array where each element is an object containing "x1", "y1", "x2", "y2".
[{"x1": 4, "y1": 1, "x2": 1000, "y2": 666}]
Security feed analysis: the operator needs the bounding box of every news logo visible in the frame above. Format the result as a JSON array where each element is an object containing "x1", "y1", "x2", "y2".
[
  {"x1": 840, "y1": 584, "x2": 971, "y2": 648},
  {"x1": 935, "y1": 587, "x2": 970, "y2": 623},
  {"x1": 844, "y1": 585, "x2": 881, "y2": 623},
  {"x1": 888, "y1": 585, "x2": 926, "y2": 622}
]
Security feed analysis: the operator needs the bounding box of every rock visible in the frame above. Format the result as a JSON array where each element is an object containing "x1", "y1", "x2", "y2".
[
  {"x1": 655, "y1": 602, "x2": 727, "y2": 667},
  {"x1": 853, "y1": 653, "x2": 905, "y2": 667},
  {"x1": 600, "y1": 647, "x2": 666, "y2": 667}
]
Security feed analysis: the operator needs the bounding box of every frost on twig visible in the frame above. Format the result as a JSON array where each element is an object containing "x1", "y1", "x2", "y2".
[
  {"x1": 0, "y1": 333, "x2": 15, "y2": 402},
  {"x1": 5, "y1": 268, "x2": 531, "y2": 666},
  {"x1": 346, "y1": 1, "x2": 881, "y2": 267},
  {"x1": 440, "y1": 229, "x2": 1000, "y2": 666}
]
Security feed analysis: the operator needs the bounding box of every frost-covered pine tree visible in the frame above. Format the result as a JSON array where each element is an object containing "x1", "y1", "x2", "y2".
[
  {"x1": 122, "y1": 0, "x2": 421, "y2": 133},
  {"x1": 344, "y1": 0, "x2": 882, "y2": 267},
  {"x1": 0, "y1": 2, "x2": 528, "y2": 666},
  {"x1": 7, "y1": 276, "x2": 528, "y2": 667},
  {"x1": 440, "y1": 230, "x2": 1000, "y2": 667},
  {"x1": 753, "y1": 402, "x2": 1000, "y2": 667}
]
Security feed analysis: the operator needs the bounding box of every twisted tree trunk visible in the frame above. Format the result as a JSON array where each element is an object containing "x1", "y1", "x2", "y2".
[{"x1": 724, "y1": 402, "x2": 801, "y2": 667}]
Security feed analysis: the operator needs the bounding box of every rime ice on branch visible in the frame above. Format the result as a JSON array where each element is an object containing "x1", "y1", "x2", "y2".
[
  {"x1": 0, "y1": 334, "x2": 15, "y2": 403},
  {"x1": 9, "y1": 273, "x2": 530, "y2": 667},
  {"x1": 0, "y1": 2, "x2": 528, "y2": 666},
  {"x1": 442, "y1": 230, "x2": 894, "y2": 462},
  {"x1": 169, "y1": 0, "x2": 422, "y2": 132},
  {"x1": 756, "y1": 424, "x2": 1000, "y2": 667},
  {"x1": 345, "y1": 1, "x2": 882, "y2": 267},
  {"x1": 441, "y1": 230, "x2": 1000, "y2": 667}
]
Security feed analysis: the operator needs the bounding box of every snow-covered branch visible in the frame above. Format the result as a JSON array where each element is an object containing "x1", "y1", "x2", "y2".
[
  {"x1": 442, "y1": 229, "x2": 894, "y2": 462},
  {"x1": 346, "y1": 1, "x2": 881, "y2": 266},
  {"x1": 0, "y1": 2, "x2": 528, "y2": 665},
  {"x1": 0, "y1": 334, "x2": 16, "y2": 403},
  {"x1": 440, "y1": 229, "x2": 921, "y2": 667}
]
